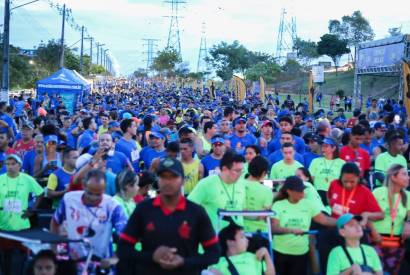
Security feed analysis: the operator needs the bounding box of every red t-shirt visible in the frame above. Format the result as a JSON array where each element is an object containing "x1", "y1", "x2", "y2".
[
  {"x1": 327, "y1": 180, "x2": 381, "y2": 218},
  {"x1": 339, "y1": 146, "x2": 370, "y2": 176},
  {"x1": 14, "y1": 140, "x2": 35, "y2": 158},
  {"x1": 346, "y1": 118, "x2": 357, "y2": 128}
]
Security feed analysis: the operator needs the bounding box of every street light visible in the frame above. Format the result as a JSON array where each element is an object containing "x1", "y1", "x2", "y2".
[{"x1": 1, "y1": 0, "x2": 40, "y2": 103}]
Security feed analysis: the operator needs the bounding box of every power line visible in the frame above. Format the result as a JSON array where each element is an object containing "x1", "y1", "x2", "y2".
[{"x1": 164, "y1": 0, "x2": 186, "y2": 58}]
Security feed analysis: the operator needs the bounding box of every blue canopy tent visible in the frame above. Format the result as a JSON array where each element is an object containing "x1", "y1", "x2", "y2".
[{"x1": 36, "y1": 68, "x2": 91, "y2": 113}]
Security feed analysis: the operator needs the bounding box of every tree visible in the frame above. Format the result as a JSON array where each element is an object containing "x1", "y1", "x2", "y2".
[
  {"x1": 281, "y1": 59, "x2": 303, "y2": 74},
  {"x1": 133, "y1": 68, "x2": 148, "y2": 78},
  {"x1": 328, "y1": 11, "x2": 374, "y2": 62},
  {"x1": 388, "y1": 27, "x2": 402, "y2": 37},
  {"x1": 317, "y1": 34, "x2": 350, "y2": 75},
  {"x1": 245, "y1": 61, "x2": 281, "y2": 84},
  {"x1": 151, "y1": 48, "x2": 181, "y2": 76},
  {"x1": 35, "y1": 40, "x2": 82, "y2": 72},
  {"x1": 207, "y1": 40, "x2": 250, "y2": 80},
  {"x1": 293, "y1": 38, "x2": 320, "y2": 66}
]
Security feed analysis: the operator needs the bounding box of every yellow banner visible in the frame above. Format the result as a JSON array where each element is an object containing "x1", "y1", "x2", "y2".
[
  {"x1": 233, "y1": 76, "x2": 246, "y2": 101},
  {"x1": 260, "y1": 76, "x2": 266, "y2": 103},
  {"x1": 403, "y1": 62, "x2": 410, "y2": 120}
]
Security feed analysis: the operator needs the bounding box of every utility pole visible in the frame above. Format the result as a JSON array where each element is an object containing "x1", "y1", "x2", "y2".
[
  {"x1": 80, "y1": 26, "x2": 84, "y2": 73},
  {"x1": 1, "y1": 0, "x2": 10, "y2": 102},
  {"x1": 275, "y1": 8, "x2": 297, "y2": 64},
  {"x1": 84, "y1": 37, "x2": 93, "y2": 64},
  {"x1": 59, "y1": 4, "x2": 66, "y2": 68},
  {"x1": 142, "y1": 38, "x2": 159, "y2": 70},
  {"x1": 197, "y1": 22, "x2": 208, "y2": 74},
  {"x1": 103, "y1": 49, "x2": 109, "y2": 71},
  {"x1": 164, "y1": 0, "x2": 186, "y2": 58}
]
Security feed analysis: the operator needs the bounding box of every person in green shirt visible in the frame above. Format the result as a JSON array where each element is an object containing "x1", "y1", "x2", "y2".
[
  {"x1": 327, "y1": 214, "x2": 383, "y2": 275},
  {"x1": 0, "y1": 154, "x2": 44, "y2": 231},
  {"x1": 244, "y1": 156, "x2": 273, "y2": 233},
  {"x1": 270, "y1": 143, "x2": 303, "y2": 180},
  {"x1": 309, "y1": 138, "x2": 345, "y2": 204},
  {"x1": 209, "y1": 221, "x2": 275, "y2": 275},
  {"x1": 374, "y1": 133, "x2": 407, "y2": 177},
  {"x1": 241, "y1": 145, "x2": 261, "y2": 179},
  {"x1": 372, "y1": 164, "x2": 410, "y2": 275},
  {"x1": 188, "y1": 151, "x2": 247, "y2": 231},
  {"x1": 272, "y1": 176, "x2": 336, "y2": 275},
  {"x1": 113, "y1": 169, "x2": 139, "y2": 218}
]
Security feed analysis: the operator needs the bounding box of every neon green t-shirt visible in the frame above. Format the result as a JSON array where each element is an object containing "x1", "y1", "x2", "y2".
[
  {"x1": 326, "y1": 245, "x2": 382, "y2": 275},
  {"x1": 375, "y1": 152, "x2": 407, "y2": 174},
  {"x1": 0, "y1": 173, "x2": 44, "y2": 231},
  {"x1": 210, "y1": 252, "x2": 265, "y2": 275},
  {"x1": 188, "y1": 175, "x2": 246, "y2": 231},
  {"x1": 244, "y1": 180, "x2": 274, "y2": 232},
  {"x1": 309, "y1": 157, "x2": 345, "y2": 191},
  {"x1": 373, "y1": 186, "x2": 410, "y2": 235},
  {"x1": 240, "y1": 162, "x2": 249, "y2": 179},
  {"x1": 303, "y1": 181, "x2": 329, "y2": 214},
  {"x1": 270, "y1": 160, "x2": 303, "y2": 180},
  {"x1": 272, "y1": 198, "x2": 321, "y2": 255},
  {"x1": 113, "y1": 195, "x2": 137, "y2": 219}
]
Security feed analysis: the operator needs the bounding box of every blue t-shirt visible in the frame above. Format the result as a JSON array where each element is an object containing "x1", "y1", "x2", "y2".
[
  {"x1": 200, "y1": 155, "x2": 221, "y2": 177},
  {"x1": 115, "y1": 138, "x2": 140, "y2": 171},
  {"x1": 14, "y1": 101, "x2": 25, "y2": 117},
  {"x1": 23, "y1": 150, "x2": 36, "y2": 176},
  {"x1": 106, "y1": 151, "x2": 130, "y2": 174},
  {"x1": 268, "y1": 150, "x2": 304, "y2": 169},
  {"x1": 139, "y1": 147, "x2": 166, "y2": 170},
  {"x1": 229, "y1": 134, "x2": 257, "y2": 155},
  {"x1": 268, "y1": 134, "x2": 306, "y2": 155},
  {"x1": 303, "y1": 152, "x2": 320, "y2": 168},
  {"x1": 105, "y1": 171, "x2": 116, "y2": 196},
  {"x1": 77, "y1": 130, "x2": 96, "y2": 150}
]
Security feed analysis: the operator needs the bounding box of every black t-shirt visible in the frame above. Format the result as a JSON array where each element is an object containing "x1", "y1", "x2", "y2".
[{"x1": 119, "y1": 196, "x2": 219, "y2": 275}]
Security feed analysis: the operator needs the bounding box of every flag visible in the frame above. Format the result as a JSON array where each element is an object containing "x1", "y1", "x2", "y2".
[
  {"x1": 308, "y1": 71, "x2": 314, "y2": 113},
  {"x1": 403, "y1": 61, "x2": 410, "y2": 119},
  {"x1": 260, "y1": 76, "x2": 266, "y2": 103},
  {"x1": 233, "y1": 76, "x2": 246, "y2": 101}
]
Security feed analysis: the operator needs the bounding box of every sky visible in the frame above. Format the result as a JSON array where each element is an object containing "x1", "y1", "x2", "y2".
[{"x1": 1, "y1": 0, "x2": 410, "y2": 76}]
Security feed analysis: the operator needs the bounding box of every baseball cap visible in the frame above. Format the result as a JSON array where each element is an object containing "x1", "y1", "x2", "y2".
[
  {"x1": 306, "y1": 116, "x2": 314, "y2": 122},
  {"x1": 80, "y1": 108, "x2": 88, "y2": 114},
  {"x1": 149, "y1": 132, "x2": 165, "y2": 139},
  {"x1": 233, "y1": 117, "x2": 247, "y2": 126},
  {"x1": 44, "y1": 135, "x2": 58, "y2": 144},
  {"x1": 336, "y1": 213, "x2": 363, "y2": 229},
  {"x1": 261, "y1": 120, "x2": 273, "y2": 128},
  {"x1": 22, "y1": 122, "x2": 34, "y2": 129},
  {"x1": 157, "y1": 157, "x2": 184, "y2": 178},
  {"x1": 303, "y1": 133, "x2": 322, "y2": 144},
  {"x1": 247, "y1": 113, "x2": 256, "y2": 119},
  {"x1": 322, "y1": 138, "x2": 337, "y2": 146},
  {"x1": 122, "y1": 112, "x2": 132, "y2": 119},
  {"x1": 6, "y1": 154, "x2": 23, "y2": 165},
  {"x1": 211, "y1": 136, "x2": 225, "y2": 144},
  {"x1": 108, "y1": 121, "x2": 120, "y2": 128},
  {"x1": 283, "y1": 176, "x2": 306, "y2": 192},
  {"x1": 374, "y1": 122, "x2": 386, "y2": 130}
]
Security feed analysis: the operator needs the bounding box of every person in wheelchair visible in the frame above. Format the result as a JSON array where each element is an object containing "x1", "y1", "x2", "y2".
[{"x1": 208, "y1": 221, "x2": 275, "y2": 275}]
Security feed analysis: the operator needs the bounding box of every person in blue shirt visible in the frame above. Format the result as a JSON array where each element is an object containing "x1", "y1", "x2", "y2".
[
  {"x1": 139, "y1": 132, "x2": 166, "y2": 170},
  {"x1": 115, "y1": 119, "x2": 140, "y2": 171},
  {"x1": 302, "y1": 133, "x2": 322, "y2": 168},
  {"x1": 0, "y1": 101, "x2": 17, "y2": 139},
  {"x1": 229, "y1": 117, "x2": 257, "y2": 155},
  {"x1": 268, "y1": 116, "x2": 306, "y2": 155},
  {"x1": 77, "y1": 117, "x2": 97, "y2": 153},
  {"x1": 370, "y1": 122, "x2": 386, "y2": 155},
  {"x1": 201, "y1": 135, "x2": 226, "y2": 177},
  {"x1": 258, "y1": 120, "x2": 275, "y2": 157},
  {"x1": 14, "y1": 95, "x2": 26, "y2": 124},
  {"x1": 268, "y1": 132, "x2": 304, "y2": 168},
  {"x1": 98, "y1": 133, "x2": 133, "y2": 174}
]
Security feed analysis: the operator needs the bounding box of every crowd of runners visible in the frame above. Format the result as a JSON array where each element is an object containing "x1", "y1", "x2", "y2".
[{"x1": 0, "y1": 78, "x2": 410, "y2": 275}]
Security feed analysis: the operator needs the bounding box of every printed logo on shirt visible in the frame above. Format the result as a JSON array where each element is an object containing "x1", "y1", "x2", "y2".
[
  {"x1": 178, "y1": 221, "x2": 191, "y2": 239},
  {"x1": 146, "y1": 222, "x2": 155, "y2": 232}
]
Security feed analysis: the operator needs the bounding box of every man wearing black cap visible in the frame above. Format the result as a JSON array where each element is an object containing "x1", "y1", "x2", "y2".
[{"x1": 118, "y1": 157, "x2": 220, "y2": 275}]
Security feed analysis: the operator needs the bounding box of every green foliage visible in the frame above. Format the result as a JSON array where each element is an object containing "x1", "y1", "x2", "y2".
[
  {"x1": 207, "y1": 40, "x2": 251, "y2": 80},
  {"x1": 151, "y1": 48, "x2": 182, "y2": 76},
  {"x1": 317, "y1": 34, "x2": 350, "y2": 74},
  {"x1": 133, "y1": 68, "x2": 148, "y2": 78},
  {"x1": 336, "y1": 89, "x2": 345, "y2": 98},
  {"x1": 293, "y1": 38, "x2": 319, "y2": 66},
  {"x1": 187, "y1": 72, "x2": 205, "y2": 80},
  {"x1": 245, "y1": 62, "x2": 281, "y2": 83},
  {"x1": 281, "y1": 59, "x2": 303, "y2": 74},
  {"x1": 328, "y1": 10, "x2": 374, "y2": 47}
]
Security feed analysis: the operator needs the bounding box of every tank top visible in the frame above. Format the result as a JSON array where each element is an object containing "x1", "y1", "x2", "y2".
[{"x1": 182, "y1": 159, "x2": 200, "y2": 195}]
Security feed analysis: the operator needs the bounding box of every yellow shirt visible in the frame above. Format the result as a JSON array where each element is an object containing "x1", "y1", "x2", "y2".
[
  {"x1": 98, "y1": 125, "x2": 109, "y2": 136},
  {"x1": 183, "y1": 159, "x2": 200, "y2": 195}
]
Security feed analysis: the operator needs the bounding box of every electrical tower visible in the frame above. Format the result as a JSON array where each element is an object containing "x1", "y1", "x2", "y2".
[
  {"x1": 164, "y1": 0, "x2": 185, "y2": 58},
  {"x1": 142, "y1": 39, "x2": 159, "y2": 70},
  {"x1": 197, "y1": 22, "x2": 208, "y2": 73},
  {"x1": 275, "y1": 8, "x2": 297, "y2": 63}
]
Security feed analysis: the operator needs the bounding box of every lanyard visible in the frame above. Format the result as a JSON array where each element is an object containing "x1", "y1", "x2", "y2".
[
  {"x1": 341, "y1": 186, "x2": 357, "y2": 214},
  {"x1": 219, "y1": 177, "x2": 235, "y2": 208},
  {"x1": 388, "y1": 190, "x2": 402, "y2": 237}
]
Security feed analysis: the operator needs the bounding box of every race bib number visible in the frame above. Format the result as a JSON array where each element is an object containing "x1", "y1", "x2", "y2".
[
  {"x1": 131, "y1": 149, "x2": 140, "y2": 162},
  {"x1": 3, "y1": 199, "x2": 22, "y2": 213},
  {"x1": 209, "y1": 168, "x2": 220, "y2": 176}
]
